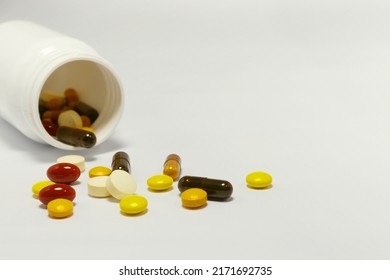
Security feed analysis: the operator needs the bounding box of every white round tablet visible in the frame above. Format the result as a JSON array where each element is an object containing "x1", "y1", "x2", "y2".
[
  {"x1": 87, "y1": 176, "x2": 111, "y2": 197},
  {"x1": 106, "y1": 170, "x2": 137, "y2": 200},
  {"x1": 58, "y1": 110, "x2": 83, "y2": 128},
  {"x1": 57, "y1": 155, "x2": 85, "y2": 172}
]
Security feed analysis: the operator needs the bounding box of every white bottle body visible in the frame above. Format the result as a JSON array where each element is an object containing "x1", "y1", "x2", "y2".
[{"x1": 0, "y1": 20, "x2": 124, "y2": 149}]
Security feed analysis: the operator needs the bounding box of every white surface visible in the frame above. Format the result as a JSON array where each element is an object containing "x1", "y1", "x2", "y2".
[{"x1": 1, "y1": 0, "x2": 390, "y2": 260}]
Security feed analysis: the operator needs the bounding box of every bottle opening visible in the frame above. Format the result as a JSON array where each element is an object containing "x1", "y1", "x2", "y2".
[{"x1": 37, "y1": 59, "x2": 123, "y2": 149}]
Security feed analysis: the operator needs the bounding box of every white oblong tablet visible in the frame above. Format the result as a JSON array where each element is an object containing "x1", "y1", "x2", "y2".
[
  {"x1": 57, "y1": 155, "x2": 85, "y2": 172},
  {"x1": 106, "y1": 170, "x2": 137, "y2": 200},
  {"x1": 88, "y1": 176, "x2": 111, "y2": 198}
]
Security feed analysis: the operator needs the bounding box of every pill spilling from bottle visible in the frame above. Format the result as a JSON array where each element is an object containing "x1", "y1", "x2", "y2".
[{"x1": 39, "y1": 88, "x2": 98, "y2": 148}]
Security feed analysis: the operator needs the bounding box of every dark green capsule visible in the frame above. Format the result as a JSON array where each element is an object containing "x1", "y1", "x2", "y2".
[
  {"x1": 74, "y1": 101, "x2": 99, "y2": 123},
  {"x1": 112, "y1": 151, "x2": 131, "y2": 173},
  {"x1": 56, "y1": 126, "x2": 97, "y2": 148},
  {"x1": 178, "y1": 176, "x2": 233, "y2": 200}
]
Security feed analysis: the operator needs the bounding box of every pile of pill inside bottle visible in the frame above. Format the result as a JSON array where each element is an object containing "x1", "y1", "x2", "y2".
[
  {"x1": 31, "y1": 152, "x2": 273, "y2": 219},
  {"x1": 39, "y1": 88, "x2": 98, "y2": 148}
]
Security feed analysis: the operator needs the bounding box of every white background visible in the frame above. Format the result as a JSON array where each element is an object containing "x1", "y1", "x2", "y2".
[{"x1": 1, "y1": 0, "x2": 390, "y2": 260}]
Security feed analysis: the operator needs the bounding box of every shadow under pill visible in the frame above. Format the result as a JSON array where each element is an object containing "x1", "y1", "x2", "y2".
[
  {"x1": 207, "y1": 196, "x2": 234, "y2": 202},
  {"x1": 120, "y1": 209, "x2": 148, "y2": 217},
  {"x1": 247, "y1": 184, "x2": 273, "y2": 190},
  {"x1": 147, "y1": 186, "x2": 173, "y2": 193},
  {"x1": 182, "y1": 203, "x2": 208, "y2": 210}
]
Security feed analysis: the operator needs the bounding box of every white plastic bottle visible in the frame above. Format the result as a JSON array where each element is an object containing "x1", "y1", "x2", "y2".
[{"x1": 0, "y1": 20, "x2": 124, "y2": 149}]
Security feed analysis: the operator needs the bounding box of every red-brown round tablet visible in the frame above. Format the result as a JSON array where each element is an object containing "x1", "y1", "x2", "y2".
[
  {"x1": 47, "y1": 162, "x2": 80, "y2": 184},
  {"x1": 38, "y1": 183, "x2": 76, "y2": 205}
]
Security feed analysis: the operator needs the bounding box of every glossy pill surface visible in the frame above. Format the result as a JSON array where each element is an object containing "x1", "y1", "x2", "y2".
[
  {"x1": 32, "y1": 180, "x2": 55, "y2": 197},
  {"x1": 147, "y1": 174, "x2": 173, "y2": 191},
  {"x1": 57, "y1": 155, "x2": 85, "y2": 172},
  {"x1": 178, "y1": 176, "x2": 233, "y2": 200},
  {"x1": 163, "y1": 154, "x2": 181, "y2": 181},
  {"x1": 56, "y1": 126, "x2": 97, "y2": 148},
  {"x1": 111, "y1": 151, "x2": 131, "y2": 173},
  {"x1": 47, "y1": 198, "x2": 73, "y2": 218},
  {"x1": 41, "y1": 119, "x2": 58, "y2": 136},
  {"x1": 120, "y1": 195, "x2": 148, "y2": 215},
  {"x1": 47, "y1": 162, "x2": 80, "y2": 184},
  {"x1": 246, "y1": 171, "x2": 272, "y2": 189},
  {"x1": 89, "y1": 166, "x2": 112, "y2": 178},
  {"x1": 38, "y1": 183, "x2": 76, "y2": 205},
  {"x1": 87, "y1": 176, "x2": 111, "y2": 198},
  {"x1": 181, "y1": 188, "x2": 207, "y2": 208},
  {"x1": 106, "y1": 170, "x2": 137, "y2": 200}
]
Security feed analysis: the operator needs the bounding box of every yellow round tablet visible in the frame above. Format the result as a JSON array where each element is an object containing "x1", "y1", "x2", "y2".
[
  {"x1": 246, "y1": 171, "x2": 272, "y2": 189},
  {"x1": 89, "y1": 166, "x2": 112, "y2": 178},
  {"x1": 47, "y1": 198, "x2": 73, "y2": 218},
  {"x1": 147, "y1": 174, "x2": 173, "y2": 191},
  {"x1": 120, "y1": 195, "x2": 148, "y2": 215},
  {"x1": 32, "y1": 180, "x2": 55, "y2": 197},
  {"x1": 181, "y1": 188, "x2": 207, "y2": 208}
]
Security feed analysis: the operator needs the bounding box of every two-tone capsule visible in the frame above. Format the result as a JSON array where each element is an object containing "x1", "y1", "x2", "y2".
[
  {"x1": 163, "y1": 154, "x2": 181, "y2": 181},
  {"x1": 178, "y1": 176, "x2": 233, "y2": 200}
]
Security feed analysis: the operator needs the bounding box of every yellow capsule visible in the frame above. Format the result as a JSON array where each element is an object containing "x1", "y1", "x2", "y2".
[
  {"x1": 47, "y1": 198, "x2": 74, "y2": 218},
  {"x1": 89, "y1": 166, "x2": 112, "y2": 178},
  {"x1": 163, "y1": 154, "x2": 181, "y2": 181},
  {"x1": 181, "y1": 188, "x2": 207, "y2": 208},
  {"x1": 147, "y1": 174, "x2": 173, "y2": 191},
  {"x1": 32, "y1": 180, "x2": 55, "y2": 198},
  {"x1": 120, "y1": 195, "x2": 148, "y2": 215},
  {"x1": 246, "y1": 171, "x2": 272, "y2": 189}
]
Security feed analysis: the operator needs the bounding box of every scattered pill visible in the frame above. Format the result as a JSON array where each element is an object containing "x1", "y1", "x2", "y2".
[
  {"x1": 58, "y1": 110, "x2": 83, "y2": 128},
  {"x1": 106, "y1": 170, "x2": 137, "y2": 200},
  {"x1": 47, "y1": 162, "x2": 80, "y2": 184},
  {"x1": 56, "y1": 126, "x2": 97, "y2": 148},
  {"x1": 89, "y1": 166, "x2": 112, "y2": 178},
  {"x1": 87, "y1": 176, "x2": 111, "y2": 197},
  {"x1": 120, "y1": 195, "x2": 148, "y2": 215},
  {"x1": 32, "y1": 180, "x2": 55, "y2": 197},
  {"x1": 47, "y1": 198, "x2": 73, "y2": 218},
  {"x1": 147, "y1": 174, "x2": 173, "y2": 191},
  {"x1": 57, "y1": 155, "x2": 85, "y2": 172},
  {"x1": 178, "y1": 176, "x2": 233, "y2": 200},
  {"x1": 38, "y1": 183, "x2": 76, "y2": 205},
  {"x1": 181, "y1": 188, "x2": 207, "y2": 208},
  {"x1": 111, "y1": 151, "x2": 131, "y2": 173},
  {"x1": 163, "y1": 154, "x2": 181, "y2": 181},
  {"x1": 246, "y1": 171, "x2": 272, "y2": 189}
]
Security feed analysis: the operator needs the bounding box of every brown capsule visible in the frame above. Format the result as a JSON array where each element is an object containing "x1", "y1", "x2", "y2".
[
  {"x1": 111, "y1": 151, "x2": 131, "y2": 173},
  {"x1": 56, "y1": 126, "x2": 97, "y2": 148},
  {"x1": 178, "y1": 176, "x2": 233, "y2": 200}
]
